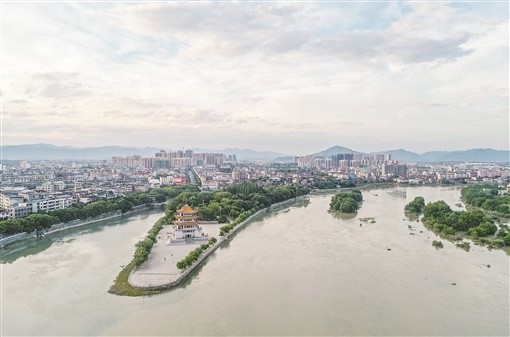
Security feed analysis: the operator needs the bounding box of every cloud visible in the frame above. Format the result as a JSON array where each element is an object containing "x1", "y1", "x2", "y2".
[
  {"x1": 2, "y1": 2, "x2": 508, "y2": 152},
  {"x1": 110, "y1": 2, "x2": 476, "y2": 65},
  {"x1": 111, "y1": 3, "x2": 303, "y2": 35},
  {"x1": 22, "y1": 72, "x2": 92, "y2": 100},
  {"x1": 313, "y1": 31, "x2": 472, "y2": 64},
  {"x1": 110, "y1": 3, "x2": 313, "y2": 57}
]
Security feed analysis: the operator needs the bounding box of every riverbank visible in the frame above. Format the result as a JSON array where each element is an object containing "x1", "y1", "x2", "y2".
[
  {"x1": 4, "y1": 185, "x2": 509, "y2": 336},
  {"x1": 0, "y1": 205, "x2": 153, "y2": 248},
  {"x1": 109, "y1": 196, "x2": 308, "y2": 296}
]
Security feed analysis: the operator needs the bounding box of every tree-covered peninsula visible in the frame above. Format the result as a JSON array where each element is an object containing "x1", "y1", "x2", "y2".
[
  {"x1": 110, "y1": 183, "x2": 310, "y2": 295},
  {"x1": 131, "y1": 183, "x2": 310, "y2": 267},
  {"x1": 330, "y1": 190, "x2": 363, "y2": 213},
  {"x1": 404, "y1": 185, "x2": 510, "y2": 252}
]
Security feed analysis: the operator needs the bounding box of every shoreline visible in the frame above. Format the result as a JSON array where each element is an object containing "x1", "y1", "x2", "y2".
[
  {"x1": 0, "y1": 205, "x2": 158, "y2": 248},
  {"x1": 0, "y1": 182, "x2": 466, "y2": 248}
]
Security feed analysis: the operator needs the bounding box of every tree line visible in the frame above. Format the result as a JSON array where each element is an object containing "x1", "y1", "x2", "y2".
[
  {"x1": 312, "y1": 178, "x2": 356, "y2": 190},
  {"x1": 461, "y1": 184, "x2": 510, "y2": 215},
  {"x1": 0, "y1": 185, "x2": 197, "y2": 236},
  {"x1": 176, "y1": 237, "x2": 217, "y2": 270}
]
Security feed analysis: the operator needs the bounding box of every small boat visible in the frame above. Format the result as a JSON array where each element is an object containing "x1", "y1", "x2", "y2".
[{"x1": 283, "y1": 209, "x2": 290, "y2": 213}]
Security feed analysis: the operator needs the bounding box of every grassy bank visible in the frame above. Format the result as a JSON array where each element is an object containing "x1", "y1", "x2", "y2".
[{"x1": 108, "y1": 261, "x2": 163, "y2": 296}]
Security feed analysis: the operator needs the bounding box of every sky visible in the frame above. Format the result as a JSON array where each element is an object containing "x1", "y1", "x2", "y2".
[{"x1": 2, "y1": 1, "x2": 509, "y2": 156}]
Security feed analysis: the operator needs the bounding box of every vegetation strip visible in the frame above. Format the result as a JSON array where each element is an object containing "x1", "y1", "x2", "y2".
[
  {"x1": 0, "y1": 186, "x2": 194, "y2": 236},
  {"x1": 108, "y1": 261, "x2": 164, "y2": 296},
  {"x1": 177, "y1": 237, "x2": 217, "y2": 270}
]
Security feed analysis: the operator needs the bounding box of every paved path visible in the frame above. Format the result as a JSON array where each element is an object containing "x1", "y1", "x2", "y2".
[{"x1": 129, "y1": 224, "x2": 221, "y2": 288}]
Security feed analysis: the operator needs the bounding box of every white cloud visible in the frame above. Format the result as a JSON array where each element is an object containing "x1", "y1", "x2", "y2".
[{"x1": 2, "y1": 2, "x2": 508, "y2": 153}]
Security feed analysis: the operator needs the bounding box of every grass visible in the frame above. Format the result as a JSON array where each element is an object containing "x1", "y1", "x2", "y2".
[{"x1": 108, "y1": 261, "x2": 164, "y2": 296}]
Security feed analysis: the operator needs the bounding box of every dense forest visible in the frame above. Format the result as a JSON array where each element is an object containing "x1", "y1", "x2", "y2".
[
  {"x1": 329, "y1": 189, "x2": 363, "y2": 213},
  {"x1": 461, "y1": 184, "x2": 510, "y2": 215}
]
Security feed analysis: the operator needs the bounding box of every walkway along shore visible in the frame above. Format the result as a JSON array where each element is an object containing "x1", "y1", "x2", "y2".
[
  {"x1": 127, "y1": 196, "x2": 308, "y2": 292},
  {"x1": 0, "y1": 205, "x2": 157, "y2": 248}
]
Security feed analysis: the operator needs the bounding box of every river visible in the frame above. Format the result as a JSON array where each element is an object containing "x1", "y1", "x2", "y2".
[{"x1": 1, "y1": 186, "x2": 508, "y2": 336}]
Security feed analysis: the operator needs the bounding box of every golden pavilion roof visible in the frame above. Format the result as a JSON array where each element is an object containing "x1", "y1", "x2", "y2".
[{"x1": 177, "y1": 204, "x2": 198, "y2": 214}]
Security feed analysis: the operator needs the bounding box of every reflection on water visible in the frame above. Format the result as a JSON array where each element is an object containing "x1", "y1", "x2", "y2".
[
  {"x1": 0, "y1": 237, "x2": 54, "y2": 264},
  {"x1": 331, "y1": 211, "x2": 357, "y2": 220},
  {"x1": 2, "y1": 187, "x2": 509, "y2": 336},
  {"x1": 0, "y1": 211, "x2": 160, "y2": 264}
]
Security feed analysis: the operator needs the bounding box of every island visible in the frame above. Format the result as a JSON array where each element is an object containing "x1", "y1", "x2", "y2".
[{"x1": 329, "y1": 189, "x2": 363, "y2": 213}]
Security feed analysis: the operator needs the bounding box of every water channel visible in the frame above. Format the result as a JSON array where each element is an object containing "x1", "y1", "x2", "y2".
[{"x1": 1, "y1": 186, "x2": 508, "y2": 336}]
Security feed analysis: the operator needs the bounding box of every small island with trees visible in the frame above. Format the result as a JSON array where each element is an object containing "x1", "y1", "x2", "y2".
[{"x1": 330, "y1": 189, "x2": 363, "y2": 213}]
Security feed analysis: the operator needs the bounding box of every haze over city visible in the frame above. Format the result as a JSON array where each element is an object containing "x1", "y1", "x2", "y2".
[{"x1": 2, "y1": 1, "x2": 509, "y2": 155}]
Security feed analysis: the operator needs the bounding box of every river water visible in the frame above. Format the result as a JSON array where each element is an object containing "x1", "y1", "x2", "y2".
[{"x1": 1, "y1": 186, "x2": 508, "y2": 336}]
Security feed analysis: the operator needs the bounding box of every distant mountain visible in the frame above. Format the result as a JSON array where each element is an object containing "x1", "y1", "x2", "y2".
[
  {"x1": 1, "y1": 144, "x2": 287, "y2": 161},
  {"x1": 421, "y1": 148, "x2": 509, "y2": 163},
  {"x1": 299, "y1": 145, "x2": 509, "y2": 163},
  {"x1": 374, "y1": 149, "x2": 423, "y2": 162},
  {"x1": 2, "y1": 144, "x2": 507, "y2": 163},
  {"x1": 0, "y1": 144, "x2": 158, "y2": 160},
  {"x1": 311, "y1": 146, "x2": 363, "y2": 157}
]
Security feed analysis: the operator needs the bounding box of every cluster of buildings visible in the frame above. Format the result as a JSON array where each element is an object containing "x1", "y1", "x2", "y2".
[
  {"x1": 292, "y1": 153, "x2": 409, "y2": 181},
  {"x1": 401, "y1": 163, "x2": 510, "y2": 185},
  {"x1": 1, "y1": 148, "x2": 509, "y2": 221},
  {"x1": 193, "y1": 167, "x2": 251, "y2": 190},
  {"x1": 0, "y1": 159, "x2": 190, "y2": 220},
  {"x1": 0, "y1": 191, "x2": 73, "y2": 219},
  {"x1": 294, "y1": 153, "x2": 393, "y2": 169},
  {"x1": 112, "y1": 150, "x2": 236, "y2": 169}
]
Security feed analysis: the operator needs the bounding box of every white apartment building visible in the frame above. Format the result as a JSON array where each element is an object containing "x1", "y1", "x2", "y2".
[{"x1": 31, "y1": 197, "x2": 73, "y2": 213}]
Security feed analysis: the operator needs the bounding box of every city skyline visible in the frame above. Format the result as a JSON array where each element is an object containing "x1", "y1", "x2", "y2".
[{"x1": 2, "y1": 1, "x2": 509, "y2": 154}]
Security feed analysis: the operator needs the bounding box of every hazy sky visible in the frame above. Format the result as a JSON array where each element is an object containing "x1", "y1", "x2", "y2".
[{"x1": 2, "y1": 1, "x2": 508, "y2": 155}]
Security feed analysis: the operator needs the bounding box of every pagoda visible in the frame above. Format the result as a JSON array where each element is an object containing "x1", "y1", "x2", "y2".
[{"x1": 171, "y1": 204, "x2": 207, "y2": 244}]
